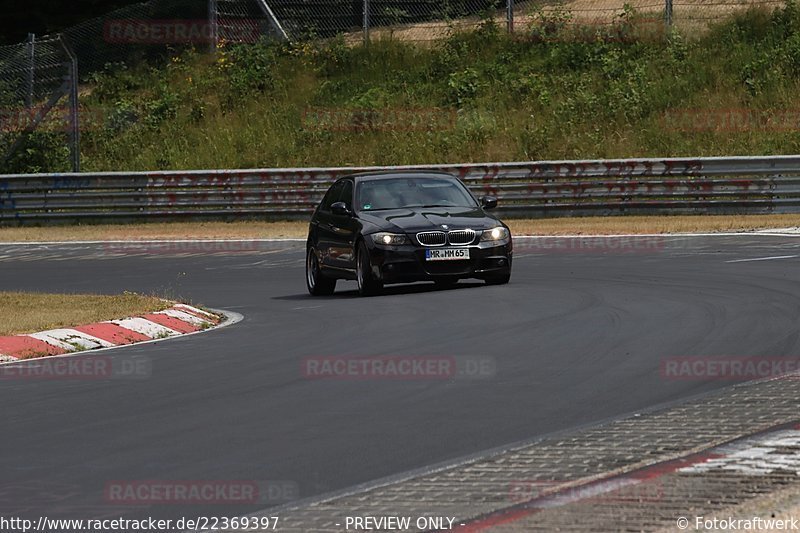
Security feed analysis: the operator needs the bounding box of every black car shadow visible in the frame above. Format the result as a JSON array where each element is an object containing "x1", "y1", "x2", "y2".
[{"x1": 272, "y1": 281, "x2": 485, "y2": 301}]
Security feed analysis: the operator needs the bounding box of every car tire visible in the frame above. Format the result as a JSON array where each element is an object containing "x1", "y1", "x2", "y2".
[
  {"x1": 306, "y1": 246, "x2": 336, "y2": 296},
  {"x1": 484, "y1": 271, "x2": 511, "y2": 286},
  {"x1": 356, "y1": 241, "x2": 383, "y2": 297}
]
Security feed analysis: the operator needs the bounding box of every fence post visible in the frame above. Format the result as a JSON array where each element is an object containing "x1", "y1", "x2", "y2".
[
  {"x1": 507, "y1": 0, "x2": 514, "y2": 33},
  {"x1": 26, "y1": 33, "x2": 35, "y2": 109},
  {"x1": 254, "y1": 0, "x2": 290, "y2": 41},
  {"x1": 208, "y1": 0, "x2": 219, "y2": 53},
  {"x1": 363, "y1": 0, "x2": 370, "y2": 46},
  {"x1": 60, "y1": 36, "x2": 80, "y2": 173},
  {"x1": 665, "y1": 0, "x2": 673, "y2": 31}
]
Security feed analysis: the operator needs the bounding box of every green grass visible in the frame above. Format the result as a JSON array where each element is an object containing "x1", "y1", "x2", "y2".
[{"x1": 5, "y1": 2, "x2": 800, "y2": 173}]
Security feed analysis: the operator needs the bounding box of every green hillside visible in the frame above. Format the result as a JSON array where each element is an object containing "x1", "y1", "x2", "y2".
[{"x1": 6, "y1": 3, "x2": 800, "y2": 173}]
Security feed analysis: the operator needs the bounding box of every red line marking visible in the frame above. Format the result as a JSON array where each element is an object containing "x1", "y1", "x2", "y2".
[
  {"x1": 0, "y1": 336, "x2": 69, "y2": 359},
  {"x1": 139, "y1": 314, "x2": 200, "y2": 334},
  {"x1": 73, "y1": 323, "x2": 150, "y2": 345},
  {"x1": 173, "y1": 305, "x2": 220, "y2": 324},
  {"x1": 458, "y1": 450, "x2": 728, "y2": 531}
]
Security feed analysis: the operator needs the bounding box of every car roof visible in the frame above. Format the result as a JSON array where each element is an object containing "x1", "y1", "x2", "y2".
[{"x1": 343, "y1": 170, "x2": 458, "y2": 182}]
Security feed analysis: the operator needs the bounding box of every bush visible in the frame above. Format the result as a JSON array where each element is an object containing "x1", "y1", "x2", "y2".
[{"x1": 0, "y1": 131, "x2": 71, "y2": 174}]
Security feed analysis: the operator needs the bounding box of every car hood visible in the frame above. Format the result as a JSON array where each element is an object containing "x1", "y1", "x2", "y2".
[{"x1": 359, "y1": 207, "x2": 500, "y2": 234}]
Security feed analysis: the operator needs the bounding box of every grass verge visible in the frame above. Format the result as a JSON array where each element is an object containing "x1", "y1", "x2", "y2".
[
  {"x1": 0, "y1": 292, "x2": 171, "y2": 336},
  {"x1": 506, "y1": 214, "x2": 800, "y2": 235},
  {"x1": 0, "y1": 221, "x2": 307, "y2": 242},
  {"x1": 2, "y1": 215, "x2": 800, "y2": 243}
]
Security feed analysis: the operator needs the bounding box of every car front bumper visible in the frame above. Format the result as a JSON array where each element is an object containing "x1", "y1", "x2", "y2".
[{"x1": 367, "y1": 240, "x2": 513, "y2": 284}]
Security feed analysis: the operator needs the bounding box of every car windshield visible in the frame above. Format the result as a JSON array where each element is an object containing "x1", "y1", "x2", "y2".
[{"x1": 356, "y1": 177, "x2": 477, "y2": 211}]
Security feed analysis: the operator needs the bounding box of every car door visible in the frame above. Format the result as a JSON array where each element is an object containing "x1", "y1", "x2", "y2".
[
  {"x1": 327, "y1": 179, "x2": 359, "y2": 271},
  {"x1": 315, "y1": 180, "x2": 344, "y2": 269}
]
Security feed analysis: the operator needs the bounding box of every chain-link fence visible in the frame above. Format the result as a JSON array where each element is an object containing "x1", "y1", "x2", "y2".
[
  {"x1": 269, "y1": 0, "x2": 790, "y2": 42},
  {"x1": 0, "y1": 0, "x2": 283, "y2": 173},
  {"x1": 270, "y1": 0, "x2": 503, "y2": 42},
  {"x1": 0, "y1": 35, "x2": 79, "y2": 173},
  {"x1": 509, "y1": 0, "x2": 789, "y2": 38}
]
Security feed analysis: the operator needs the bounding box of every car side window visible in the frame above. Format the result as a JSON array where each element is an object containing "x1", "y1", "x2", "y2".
[
  {"x1": 338, "y1": 180, "x2": 354, "y2": 209},
  {"x1": 320, "y1": 181, "x2": 344, "y2": 212}
]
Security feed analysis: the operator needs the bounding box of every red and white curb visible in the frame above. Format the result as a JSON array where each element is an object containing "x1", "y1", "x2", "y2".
[{"x1": 0, "y1": 304, "x2": 229, "y2": 362}]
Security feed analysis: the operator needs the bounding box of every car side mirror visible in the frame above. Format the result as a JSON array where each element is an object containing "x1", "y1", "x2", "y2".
[
  {"x1": 331, "y1": 201, "x2": 353, "y2": 216},
  {"x1": 481, "y1": 196, "x2": 498, "y2": 210}
]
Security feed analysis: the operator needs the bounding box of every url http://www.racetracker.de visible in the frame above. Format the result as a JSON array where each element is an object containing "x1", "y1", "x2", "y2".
[{"x1": 0, "y1": 516, "x2": 281, "y2": 532}]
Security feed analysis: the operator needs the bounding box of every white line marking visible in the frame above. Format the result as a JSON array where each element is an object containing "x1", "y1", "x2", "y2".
[
  {"x1": 0, "y1": 239, "x2": 306, "y2": 246},
  {"x1": 525, "y1": 233, "x2": 796, "y2": 240},
  {"x1": 680, "y1": 430, "x2": 800, "y2": 476},
  {"x1": 530, "y1": 478, "x2": 642, "y2": 509},
  {"x1": 726, "y1": 255, "x2": 799, "y2": 263},
  {"x1": 33, "y1": 329, "x2": 115, "y2": 350},
  {"x1": 173, "y1": 304, "x2": 217, "y2": 320},
  {"x1": 110, "y1": 318, "x2": 180, "y2": 338},
  {"x1": 27, "y1": 333, "x2": 78, "y2": 351},
  {"x1": 157, "y1": 309, "x2": 208, "y2": 327}
]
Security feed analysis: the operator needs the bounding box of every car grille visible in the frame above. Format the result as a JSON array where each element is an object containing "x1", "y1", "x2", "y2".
[
  {"x1": 448, "y1": 229, "x2": 476, "y2": 245},
  {"x1": 416, "y1": 230, "x2": 477, "y2": 246},
  {"x1": 417, "y1": 232, "x2": 447, "y2": 246}
]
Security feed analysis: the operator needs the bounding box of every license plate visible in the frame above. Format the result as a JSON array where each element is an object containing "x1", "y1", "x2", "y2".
[{"x1": 425, "y1": 248, "x2": 470, "y2": 261}]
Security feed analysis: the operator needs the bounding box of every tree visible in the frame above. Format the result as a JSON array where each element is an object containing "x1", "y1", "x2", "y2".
[{"x1": 0, "y1": 0, "x2": 144, "y2": 44}]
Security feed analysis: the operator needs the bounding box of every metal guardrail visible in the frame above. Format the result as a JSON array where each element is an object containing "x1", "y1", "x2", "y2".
[{"x1": 2, "y1": 155, "x2": 800, "y2": 225}]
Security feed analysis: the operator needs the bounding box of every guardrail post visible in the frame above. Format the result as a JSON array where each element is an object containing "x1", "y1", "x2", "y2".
[
  {"x1": 507, "y1": 0, "x2": 514, "y2": 33},
  {"x1": 665, "y1": 0, "x2": 673, "y2": 30},
  {"x1": 60, "y1": 36, "x2": 80, "y2": 173},
  {"x1": 25, "y1": 33, "x2": 35, "y2": 109},
  {"x1": 363, "y1": 0, "x2": 370, "y2": 46}
]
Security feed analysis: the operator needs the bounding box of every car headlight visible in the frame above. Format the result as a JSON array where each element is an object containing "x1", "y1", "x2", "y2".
[
  {"x1": 372, "y1": 232, "x2": 410, "y2": 246},
  {"x1": 481, "y1": 227, "x2": 510, "y2": 242}
]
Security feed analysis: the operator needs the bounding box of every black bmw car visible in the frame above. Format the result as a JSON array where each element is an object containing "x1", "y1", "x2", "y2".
[{"x1": 306, "y1": 171, "x2": 512, "y2": 296}]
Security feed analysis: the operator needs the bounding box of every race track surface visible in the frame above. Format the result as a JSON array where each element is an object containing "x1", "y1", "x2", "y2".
[{"x1": 1, "y1": 234, "x2": 799, "y2": 522}]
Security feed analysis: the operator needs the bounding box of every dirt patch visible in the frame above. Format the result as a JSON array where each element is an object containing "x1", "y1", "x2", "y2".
[{"x1": 356, "y1": 0, "x2": 781, "y2": 42}]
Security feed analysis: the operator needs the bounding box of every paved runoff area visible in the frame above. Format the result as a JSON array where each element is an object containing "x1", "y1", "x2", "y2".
[{"x1": 261, "y1": 373, "x2": 800, "y2": 532}]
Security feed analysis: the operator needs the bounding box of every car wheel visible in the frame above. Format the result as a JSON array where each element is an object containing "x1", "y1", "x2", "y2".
[
  {"x1": 356, "y1": 241, "x2": 383, "y2": 296},
  {"x1": 484, "y1": 271, "x2": 511, "y2": 286},
  {"x1": 306, "y1": 246, "x2": 336, "y2": 296},
  {"x1": 434, "y1": 276, "x2": 459, "y2": 289}
]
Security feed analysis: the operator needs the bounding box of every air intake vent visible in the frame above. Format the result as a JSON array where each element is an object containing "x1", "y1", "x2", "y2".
[
  {"x1": 417, "y1": 232, "x2": 447, "y2": 246},
  {"x1": 448, "y1": 229, "x2": 476, "y2": 245}
]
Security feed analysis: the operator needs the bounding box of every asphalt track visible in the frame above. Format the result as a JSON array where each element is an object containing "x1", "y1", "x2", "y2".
[{"x1": 2, "y1": 234, "x2": 800, "y2": 523}]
